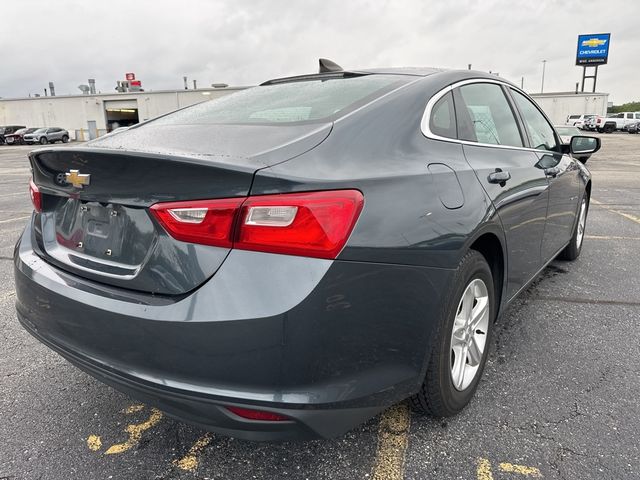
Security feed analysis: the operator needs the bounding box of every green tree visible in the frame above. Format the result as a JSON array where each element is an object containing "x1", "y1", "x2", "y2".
[{"x1": 608, "y1": 101, "x2": 640, "y2": 113}]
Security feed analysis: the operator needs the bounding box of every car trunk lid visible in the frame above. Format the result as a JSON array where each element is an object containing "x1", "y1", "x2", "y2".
[{"x1": 29, "y1": 123, "x2": 331, "y2": 295}]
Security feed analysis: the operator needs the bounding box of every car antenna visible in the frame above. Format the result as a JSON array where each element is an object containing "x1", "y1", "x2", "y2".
[{"x1": 319, "y1": 58, "x2": 343, "y2": 73}]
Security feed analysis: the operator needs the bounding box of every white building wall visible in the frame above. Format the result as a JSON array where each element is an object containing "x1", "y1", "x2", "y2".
[
  {"x1": 0, "y1": 88, "x2": 244, "y2": 139},
  {"x1": 529, "y1": 92, "x2": 609, "y2": 125}
]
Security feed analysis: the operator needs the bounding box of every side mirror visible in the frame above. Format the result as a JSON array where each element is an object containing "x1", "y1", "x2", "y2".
[{"x1": 569, "y1": 135, "x2": 600, "y2": 163}]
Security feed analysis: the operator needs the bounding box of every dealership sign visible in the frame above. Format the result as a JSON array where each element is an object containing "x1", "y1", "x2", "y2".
[
  {"x1": 125, "y1": 72, "x2": 136, "y2": 81},
  {"x1": 576, "y1": 33, "x2": 611, "y2": 65}
]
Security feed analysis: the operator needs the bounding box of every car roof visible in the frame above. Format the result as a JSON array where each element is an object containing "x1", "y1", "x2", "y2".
[
  {"x1": 261, "y1": 67, "x2": 509, "y2": 88},
  {"x1": 352, "y1": 66, "x2": 446, "y2": 76}
]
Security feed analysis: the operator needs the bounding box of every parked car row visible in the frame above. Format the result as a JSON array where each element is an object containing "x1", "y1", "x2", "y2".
[
  {"x1": 0, "y1": 125, "x2": 70, "y2": 145},
  {"x1": 0, "y1": 125, "x2": 26, "y2": 144},
  {"x1": 623, "y1": 120, "x2": 640, "y2": 134},
  {"x1": 584, "y1": 112, "x2": 640, "y2": 133},
  {"x1": 565, "y1": 114, "x2": 596, "y2": 129}
]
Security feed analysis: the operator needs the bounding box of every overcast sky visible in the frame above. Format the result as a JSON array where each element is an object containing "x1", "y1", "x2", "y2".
[{"x1": 1, "y1": 0, "x2": 637, "y2": 103}]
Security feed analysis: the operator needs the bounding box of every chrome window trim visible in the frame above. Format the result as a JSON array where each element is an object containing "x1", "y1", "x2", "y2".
[{"x1": 420, "y1": 78, "x2": 560, "y2": 155}]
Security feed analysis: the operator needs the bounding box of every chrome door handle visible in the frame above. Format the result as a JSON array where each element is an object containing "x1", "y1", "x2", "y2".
[{"x1": 488, "y1": 169, "x2": 511, "y2": 186}]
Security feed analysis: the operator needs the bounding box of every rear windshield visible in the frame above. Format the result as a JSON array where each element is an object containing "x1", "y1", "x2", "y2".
[{"x1": 151, "y1": 75, "x2": 411, "y2": 126}]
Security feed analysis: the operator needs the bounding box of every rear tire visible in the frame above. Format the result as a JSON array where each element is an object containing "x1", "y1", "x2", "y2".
[
  {"x1": 410, "y1": 250, "x2": 495, "y2": 417},
  {"x1": 61, "y1": 135, "x2": 69, "y2": 143},
  {"x1": 39, "y1": 137, "x2": 48, "y2": 145},
  {"x1": 603, "y1": 124, "x2": 615, "y2": 134},
  {"x1": 558, "y1": 194, "x2": 589, "y2": 261}
]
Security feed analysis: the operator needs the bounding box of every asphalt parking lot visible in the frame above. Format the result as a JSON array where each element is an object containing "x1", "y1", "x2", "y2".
[{"x1": 1, "y1": 135, "x2": 639, "y2": 480}]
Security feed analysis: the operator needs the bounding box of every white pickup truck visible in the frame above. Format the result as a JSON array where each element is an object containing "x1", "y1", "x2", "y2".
[{"x1": 591, "y1": 112, "x2": 640, "y2": 133}]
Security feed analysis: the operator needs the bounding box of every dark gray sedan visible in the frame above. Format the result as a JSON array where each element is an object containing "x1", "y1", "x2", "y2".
[{"x1": 14, "y1": 64, "x2": 599, "y2": 441}]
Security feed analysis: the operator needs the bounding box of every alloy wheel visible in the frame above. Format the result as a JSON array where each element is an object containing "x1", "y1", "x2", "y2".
[
  {"x1": 576, "y1": 198, "x2": 587, "y2": 249},
  {"x1": 450, "y1": 278, "x2": 490, "y2": 391}
]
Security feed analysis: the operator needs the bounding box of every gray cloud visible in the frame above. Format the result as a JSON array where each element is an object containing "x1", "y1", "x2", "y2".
[{"x1": 1, "y1": 0, "x2": 636, "y2": 102}]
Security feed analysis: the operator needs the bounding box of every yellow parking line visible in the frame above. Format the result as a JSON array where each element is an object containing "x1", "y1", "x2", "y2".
[
  {"x1": 0, "y1": 215, "x2": 31, "y2": 224},
  {"x1": 477, "y1": 458, "x2": 494, "y2": 480},
  {"x1": 105, "y1": 408, "x2": 163, "y2": 455},
  {"x1": 124, "y1": 404, "x2": 145, "y2": 414},
  {"x1": 585, "y1": 234, "x2": 640, "y2": 240},
  {"x1": 591, "y1": 199, "x2": 640, "y2": 225},
  {"x1": 0, "y1": 192, "x2": 26, "y2": 198},
  {"x1": 0, "y1": 291, "x2": 15, "y2": 302},
  {"x1": 499, "y1": 462, "x2": 542, "y2": 477},
  {"x1": 371, "y1": 403, "x2": 411, "y2": 480},
  {"x1": 86, "y1": 435, "x2": 102, "y2": 451},
  {"x1": 173, "y1": 433, "x2": 213, "y2": 471}
]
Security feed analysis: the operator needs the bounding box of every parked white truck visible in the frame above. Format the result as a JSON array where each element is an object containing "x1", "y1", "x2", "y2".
[{"x1": 590, "y1": 112, "x2": 640, "y2": 133}]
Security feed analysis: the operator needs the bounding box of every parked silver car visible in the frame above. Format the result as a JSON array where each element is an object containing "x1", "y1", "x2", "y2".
[{"x1": 23, "y1": 127, "x2": 69, "y2": 145}]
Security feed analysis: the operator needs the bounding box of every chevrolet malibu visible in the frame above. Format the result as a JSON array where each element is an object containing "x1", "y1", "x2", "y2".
[{"x1": 15, "y1": 64, "x2": 600, "y2": 440}]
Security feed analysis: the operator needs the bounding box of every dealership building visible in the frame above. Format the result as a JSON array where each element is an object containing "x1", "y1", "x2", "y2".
[
  {"x1": 0, "y1": 87, "x2": 243, "y2": 141},
  {"x1": 0, "y1": 84, "x2": 608, "y2": 140}
]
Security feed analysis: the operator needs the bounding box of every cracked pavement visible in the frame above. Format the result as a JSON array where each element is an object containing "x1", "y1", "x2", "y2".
[{"x1": 1, "y1": 133, "x2": 640, "y2": 479}]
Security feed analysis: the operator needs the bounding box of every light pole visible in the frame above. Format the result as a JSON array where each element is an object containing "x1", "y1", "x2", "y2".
[{"x1": 541, "y1": 60, "x2": 547, "y2": 93}]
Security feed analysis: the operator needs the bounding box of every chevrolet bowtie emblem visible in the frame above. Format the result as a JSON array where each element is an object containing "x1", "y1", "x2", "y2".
[
  {"x1": 65, "y1": 169, "x2": 91, "y2": 188},
  {"x1": 582, "y1": 38, "x2": 607, "y2": 48}
]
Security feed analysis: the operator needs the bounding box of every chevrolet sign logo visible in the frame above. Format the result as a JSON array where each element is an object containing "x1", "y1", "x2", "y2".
[
  {"x1": 582, "y1": 38, "x2": 607, "y2": 48},
  {"x1": 65, "y1": 169, "x2": 91, "y2": 188}
]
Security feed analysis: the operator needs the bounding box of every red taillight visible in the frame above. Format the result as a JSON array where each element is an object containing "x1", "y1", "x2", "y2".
[
  {"x1": 150, "y1": 198, "x2": 244, "y2": 247},
  {"x1": 150, "y1": 190, "x2": 364, "y2": 259},
  {"x1": 29, "y1": 179, "x2": 42, "y2": 213},
  {"x1": 236, "y1": 190, "x2": 364, "y2": 259},
  {"x1": 225, "y1": 406, "x2": 289, "y2": 422}
]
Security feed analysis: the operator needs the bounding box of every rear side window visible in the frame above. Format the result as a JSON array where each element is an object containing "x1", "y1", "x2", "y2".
[
  {"x1": 429, "y1": 92, "x2": 457, "y2": 139},
  {"x1": 510, "y1": 90, "x2": 559, "y2": 152},
  {"x1": 151, "y1": 75, "x2": 410, "y2": 126},
  {"x1": 636, "y1": 113, "x2": 640, "y2": 119},
  {"x1": 455, "y1": 83, "x2": 523, "y2": 147}
]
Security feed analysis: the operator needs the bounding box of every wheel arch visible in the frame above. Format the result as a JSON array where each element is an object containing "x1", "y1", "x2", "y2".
[{"x1": 467, "y1": 229, "x2": 506, "y2": 320}]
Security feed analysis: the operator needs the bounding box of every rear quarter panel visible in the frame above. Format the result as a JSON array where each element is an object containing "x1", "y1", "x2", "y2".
[{"x1": 250, "y1": 75, "x2": 506, "y2": 394}]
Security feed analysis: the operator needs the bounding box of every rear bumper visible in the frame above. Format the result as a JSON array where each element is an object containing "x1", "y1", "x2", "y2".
[{"x1": 14, "y1": 221, "x2": 453, "y2": 440}]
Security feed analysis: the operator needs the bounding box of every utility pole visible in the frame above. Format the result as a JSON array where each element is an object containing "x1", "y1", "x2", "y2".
[
  {"x1": 541, "y1": 60, "x2": 547, "y2": 93},
  {"x1": 521, "y1": 77, "x2": 524, "y2": 89}
]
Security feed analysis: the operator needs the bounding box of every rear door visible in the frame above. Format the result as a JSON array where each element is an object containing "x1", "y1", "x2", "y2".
[
  {"x1": 453, "y1": 82, "x2": 550, "y2": 300},
  {"x1": 508, "y1": 88, "x2": 580, "y2": 262}
]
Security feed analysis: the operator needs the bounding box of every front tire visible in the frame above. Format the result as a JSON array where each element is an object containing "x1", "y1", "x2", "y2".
[
  {"x1": 410, "y1": 250, "x2": 495, "y2": 417},
  {"x1": 558, "y1": 194, "x2": 589, "y2": 261}
]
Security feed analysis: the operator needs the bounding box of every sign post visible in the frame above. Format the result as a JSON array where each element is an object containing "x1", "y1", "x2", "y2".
[{"x1": 576, "y1": 33, "x2": 611, "y2": 93}]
